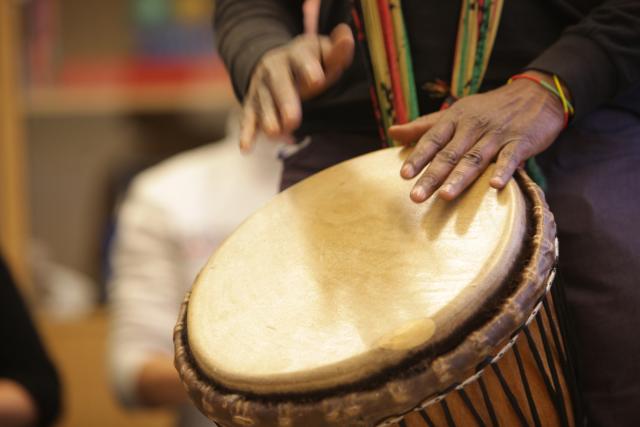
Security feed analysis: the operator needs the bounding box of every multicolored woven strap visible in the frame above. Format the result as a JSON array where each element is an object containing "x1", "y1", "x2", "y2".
[
  {"x1": 451, "y1": 0, "x2": 504, "y2": 99},
  {"x1": 353, "y1": 0, "x2": 420, "y2": 145},
  {"x1": 353, "y1": 0, "x2": 504, "y2": 146}
]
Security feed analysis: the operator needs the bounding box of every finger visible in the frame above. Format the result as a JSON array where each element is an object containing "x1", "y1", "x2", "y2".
[
  {"x1": 409, "y1": 121, "x2": 485, "y2": 202},
  {"x1": 400, "y1": 119, "x2": 455, "y2": 179},
  {"x1": 321, "y1": 23, "x2": 355, "y2": 84},
  {"x1": 264, "y1": 61, "x2": 302, "y2": 132},
  {"x1": 410, "y1": 167, "x2": 441, "y2": 203},
  {"x1": 438, "y1": 134, "x2": 501, "y2": 200},
  {"x1": 415, "y1": 118, "x2": 486, "y2": 198},
  {"x1": 490, "y1": 140, "x2": 527, "y2": 189},
  {"x1": 256, "y1": 85, "x2": 281, "y2": 137},
  {"x1": 239, "y1": 104, "x2": 257, "y2": 153},
  {"x1": 388, "y1": 111, "x2": 444, "y2": 145},
  {"x1": 290, "y1": 41, "x2": 325, "y2": 95},
  {"x1": 410, "y1": 148, "x2": 466, "y2": 202}
]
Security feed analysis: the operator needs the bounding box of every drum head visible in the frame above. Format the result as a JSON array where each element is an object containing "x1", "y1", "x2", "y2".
[{"x1": 187, "y1": 147, "x2": 527, "y2": 394}]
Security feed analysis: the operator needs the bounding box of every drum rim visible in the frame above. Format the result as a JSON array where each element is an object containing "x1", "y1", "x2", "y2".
[{"x1": 174, "y1": 169, "x2": 557, "y2": 427}]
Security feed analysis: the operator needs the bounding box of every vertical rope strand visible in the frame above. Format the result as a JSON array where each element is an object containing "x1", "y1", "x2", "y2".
[
  {"x1": 439, "y1": 399, "x2": 457, "y2": 427},
  {"x1": 524, "y1": 326, "x2": 565, "y2": 420},
  {"x1": 490, "y1": 363, "x2": 531, "y2": 427},
  {"x1": 542, "y1": 298, "x2": 568, "y2": 364},
  {"x1": 457, "y1": 388, "x2": 488, "y2": 427},
  {"x1": 478, "y1": 376, "x2": 500, "y2": 427},
  {"x1": 551, "y1": 272, "x2": 585, "y2": 424},
  {"x1": 418, "y1": 409, "x2": 437, "y2": 427},
  {"x1": 513, "y1": 343, "x2": 543, "y2": 427},
  {"x1": 535, "y1": 315, "x2": 570, "y2": 427}
]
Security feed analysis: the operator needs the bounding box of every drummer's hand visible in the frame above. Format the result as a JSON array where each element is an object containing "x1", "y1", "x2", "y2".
[
  {"x1": 388, "y1": 71, "x2": 567, "y2": 203},
  {"x1": 239, "y1": 24, "x2": 355, "y2": 152}
]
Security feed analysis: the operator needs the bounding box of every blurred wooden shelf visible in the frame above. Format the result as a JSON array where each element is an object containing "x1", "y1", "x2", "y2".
[
  {"x1": 26, "y1": 81, "x2": 236, "y2": 116},
  {"x1": 25, "y1": 57, "x2": 238, "y2": 115}
]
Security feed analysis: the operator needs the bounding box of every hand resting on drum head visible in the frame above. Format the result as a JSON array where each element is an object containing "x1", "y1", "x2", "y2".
[{"x1": 389, "y1": 71, "x2": 568, "y2": 203}]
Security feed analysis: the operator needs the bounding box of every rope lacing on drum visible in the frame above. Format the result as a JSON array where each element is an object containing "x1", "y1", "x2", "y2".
[{"x1": 377, "y1": 243, "x2": 581, "y2": 427}]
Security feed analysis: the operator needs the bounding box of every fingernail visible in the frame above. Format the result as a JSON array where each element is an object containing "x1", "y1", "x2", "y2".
[
  {"x1": 284, "y1": 104, "x2": 300, "y2": 123},
  {"x1": 285, "y1": 104, "x2": 296, "y2": 116},
  {"x1": 490, "y1": 177, "x2": 503, "y2": 188},
  {"x1": 401, "y1": 163, "x2": 415, "y2": 178},
  {"x1": 411, "y1": 186, "x2": 426, "y2": 201},
  {"x1": 264, "y1": 121, "x2": 277, "y2": 135},
  {"x1": 307, "y1": 66, "x2": 322, "y2": 84},
  {"x1": 441, "y1": 183, "x2": 454, "y2": 194}
]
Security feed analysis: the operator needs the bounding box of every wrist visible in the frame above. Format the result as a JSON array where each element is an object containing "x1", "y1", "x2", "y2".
[
  {"x1": 509, "y1": 71, "x2": 574, "y2": 128},
  {"x1": 521, "y1": 70, "x2": 573, "y2": 105}
]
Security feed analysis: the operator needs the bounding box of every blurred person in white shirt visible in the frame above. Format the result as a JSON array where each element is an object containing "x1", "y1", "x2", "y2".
[{"x1": 107, "y1": 114, "x2": 283, "y2": 427}]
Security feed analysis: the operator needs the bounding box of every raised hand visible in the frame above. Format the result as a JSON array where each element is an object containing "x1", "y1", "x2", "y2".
[{"x1": 240, "y1": 24, "x2": 355, "y2": 152}]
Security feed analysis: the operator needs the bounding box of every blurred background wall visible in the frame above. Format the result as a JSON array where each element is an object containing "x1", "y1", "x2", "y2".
[{"x1": 2, "y1": 0, "x2": 237, "y2": 425}]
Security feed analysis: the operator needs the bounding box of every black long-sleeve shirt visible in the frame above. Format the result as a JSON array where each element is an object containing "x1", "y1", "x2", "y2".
[
  {"x1": 0, "y1": 257, "x2": 61, "y2": 427},
  {"x1": 215, "y1": 0, "x2": 640, "y2": 135}
]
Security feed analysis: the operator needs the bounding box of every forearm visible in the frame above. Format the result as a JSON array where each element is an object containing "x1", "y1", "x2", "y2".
[
  {"x1": 108, "y1": 184, "x2": 189, "y2": 408},
  {"x1": 528, "y1": 0, "x2": 640, "y2": 119},
  {"x1": 0, "y1": 380, "x2": 37, "y2": 427},
  {"x1": 214, "y1": 0, "x2": 304, "y2": 99}
]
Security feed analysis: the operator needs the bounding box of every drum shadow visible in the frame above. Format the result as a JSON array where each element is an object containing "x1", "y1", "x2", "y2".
[{"x1": 421, "y1": 180, "x2": 487, "y2": 242}]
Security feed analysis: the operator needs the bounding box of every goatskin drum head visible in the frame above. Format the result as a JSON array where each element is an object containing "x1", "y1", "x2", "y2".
[{"x1": 187, "y1": 147, "x2": 527, "y2": 394}]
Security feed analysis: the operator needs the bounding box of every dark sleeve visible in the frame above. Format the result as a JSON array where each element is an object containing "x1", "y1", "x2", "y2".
[
  {"x1": 0, "y1": 258, "x2": 61, "y2": 427},
  {"x1": 214, "y1": 0, "x2": 305, "y2": 100},
  {"x1": 527, "y1": 0, "x2": 640, "y2": 119}
]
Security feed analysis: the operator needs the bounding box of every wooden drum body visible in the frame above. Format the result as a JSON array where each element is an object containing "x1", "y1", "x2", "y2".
[{"x1": 174, "y1": 147, "x2": 576, "y2": 427}]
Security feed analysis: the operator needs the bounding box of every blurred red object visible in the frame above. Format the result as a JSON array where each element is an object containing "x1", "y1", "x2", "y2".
[{"x1": 57, "y1": 56, "x2": 228, "y2": 87}]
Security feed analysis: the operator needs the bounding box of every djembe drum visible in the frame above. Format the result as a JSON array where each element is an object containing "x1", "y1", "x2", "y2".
[{"x1": 175, "y1": 147, "x2": 579, "y2": 427}]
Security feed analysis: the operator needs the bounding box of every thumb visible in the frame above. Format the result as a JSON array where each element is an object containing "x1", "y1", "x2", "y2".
[
  {"x1": 321, "y1": 23, "x2": 355, "y2": 84},
  {"x1": 388, "y1": 112, "x2": 444, "y2": 145}
]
